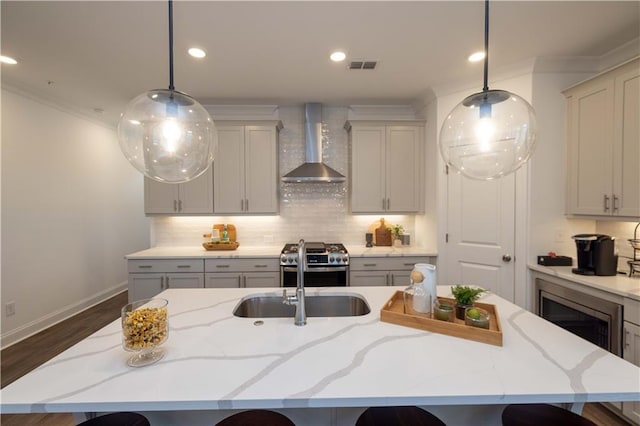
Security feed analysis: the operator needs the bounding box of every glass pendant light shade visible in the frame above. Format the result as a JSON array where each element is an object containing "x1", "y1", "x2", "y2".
[
  {"x1": 439, "y1": 89, "x2": 537, "y2": 180},
  {"x1": 118, "y1": 89, "x2": 216, "y2": 183}
]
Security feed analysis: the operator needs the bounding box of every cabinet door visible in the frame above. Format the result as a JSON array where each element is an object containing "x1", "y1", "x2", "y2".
[
  {"x1": 386, "y1": 126, "x2": 421, "y2": 213},
  {"x1": 350, "y1": 271, "x2": 388, "y2": 286},
  {"x1": 566, "y1": 79, "x2": 615, "y2": 215},
  {"x1": 244, "y1": 272, "x2": 280, "y2": 288},
  {"x1": 129, "y1": 273, "x2": 165, "y2": 302},
  {"x1": 179, "y1": 167, "x2": 214, "y2": 214},
  {"x1": 144, "y1": 178, "x2": 180, "y2": 214},
  {"x1": 613, "y1": 66, "x2": 640, "y2": 217},
  {"x1": 623, "y1": 321, "x2": 640, "y2": 423},
  {"x1": 165, "y1": 273, "x2": 204, "y2": 289},
  {"x1": 244, "y1": 126, "x2": 278, "y2": 213},
  {"x1": 389, "y1": 270, "x2": 411, "y2": 287},
  {"x1": 214, "y1": 126, "x2": 246, "y2": 214},
  {"x1": 351, "y1": 126, "x2": 386, "y2": 213},
  {"x1": 205, "y1": 273, "x2": 241, "y2": 288}
]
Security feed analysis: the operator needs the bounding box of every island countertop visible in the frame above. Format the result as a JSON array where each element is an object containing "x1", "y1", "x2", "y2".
[{"x1": 1, "y1": 286, "x2": 638, "y2": 425}]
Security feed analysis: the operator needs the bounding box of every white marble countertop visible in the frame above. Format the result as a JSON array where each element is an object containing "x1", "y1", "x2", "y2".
[
  {"x1": 2, "y1": 286, "x2": 638, "y2": 420},
  {"x1": 125, "y1": 245, "x2": 437, "y2": 259},
  {"x1": 529, "y1": 264, "x2": 640, "y2": 301}
]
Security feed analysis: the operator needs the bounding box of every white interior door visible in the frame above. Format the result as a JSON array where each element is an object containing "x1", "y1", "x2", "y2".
[{"x1": 446, "y1": 169, "x2": 516, "y2": 301}]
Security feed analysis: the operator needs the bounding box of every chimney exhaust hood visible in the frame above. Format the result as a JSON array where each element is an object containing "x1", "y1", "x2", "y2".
[{"x1": 281, "y1": 103, "x2": 346, "y2": 183}]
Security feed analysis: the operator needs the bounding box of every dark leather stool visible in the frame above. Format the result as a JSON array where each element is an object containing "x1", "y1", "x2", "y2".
[
  {"x1": 77, "y1": 412, "x2": 150, "y2": 426},
  {"x1": 502, "y1": 403, "x2": 597, "y2": 426},
  {"x1": 355, "y1": 406, "x2": 447, "y2": 426},
  {"x1": 215, "y1": 409, "x2": 295, "y2": 426}
]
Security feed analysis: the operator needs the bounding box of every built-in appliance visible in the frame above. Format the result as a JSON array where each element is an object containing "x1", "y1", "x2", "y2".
[
  {"x1": 536, "y1": 279, "x2": 622, "y2": 357},
  {"x1": 280, "y1": 103, "x2": 346, "y2": 183},
  {"x1": 572, "y1": 234, "x2": 618, "y2": 276},
  {"x1": 280, "y1": 242, "x2": 349, "y2": 287}
]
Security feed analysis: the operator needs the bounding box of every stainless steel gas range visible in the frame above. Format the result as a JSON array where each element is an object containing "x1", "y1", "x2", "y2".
[{"x1": 280, "y1": 242, "x2": 349, "y2": 287}]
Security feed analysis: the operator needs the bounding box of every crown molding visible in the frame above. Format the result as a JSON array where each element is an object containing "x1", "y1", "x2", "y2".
[
  {"x1": 203, "y1": 104, "x2": 279, "y2": 121},
  {"x1": 346, "y1": 104, "x2": 419, "y2": 121}
]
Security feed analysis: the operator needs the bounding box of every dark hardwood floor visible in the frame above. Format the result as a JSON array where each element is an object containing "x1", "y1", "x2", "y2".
[{"x1": 0, "y1": 290, "x2": 632, "y2": 426}]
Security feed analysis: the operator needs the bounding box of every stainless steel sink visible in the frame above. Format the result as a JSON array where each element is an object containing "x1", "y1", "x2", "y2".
[{"x1": 233, "y1": 293, "x2": 371, "y2": 318}]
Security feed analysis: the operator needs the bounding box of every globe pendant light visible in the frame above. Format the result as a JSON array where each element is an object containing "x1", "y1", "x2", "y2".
[
  {"x1": 439, "y1": 0, "x2": 537, "y2": 180},
  {"x1": 117, "y1": 0, "x2": 215, "y2": 184}
]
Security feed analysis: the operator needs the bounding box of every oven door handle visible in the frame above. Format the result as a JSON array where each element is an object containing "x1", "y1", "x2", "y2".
[{"x1": 282, "y1": 266, "x2": 348, "y2": 272}]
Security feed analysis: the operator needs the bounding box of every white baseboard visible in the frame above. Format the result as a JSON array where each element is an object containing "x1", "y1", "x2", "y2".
[{"x1": 0, "y1": 282, "x2": 127, "y2": 350}]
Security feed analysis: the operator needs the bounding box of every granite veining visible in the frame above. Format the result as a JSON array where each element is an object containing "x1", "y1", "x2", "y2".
[{"x1": 1, "y1": 286, "x2": 638, "y2": 426}]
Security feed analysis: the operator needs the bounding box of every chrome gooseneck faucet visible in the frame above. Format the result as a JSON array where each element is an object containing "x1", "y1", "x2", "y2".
[{"x1": 283, "y1": 239, "x2": 307, "y2": 326}]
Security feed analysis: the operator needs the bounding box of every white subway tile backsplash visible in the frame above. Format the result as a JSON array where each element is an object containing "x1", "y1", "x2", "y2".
[{"x1": 151, "y1": 105, "x2": 418, "y2": 248}]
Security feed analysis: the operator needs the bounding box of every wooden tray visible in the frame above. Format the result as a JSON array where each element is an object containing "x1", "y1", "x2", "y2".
[
  {"x1": 202, "y1": 241, "x2": 240, "y2": 251},
  {"x1": 380, "y1": 291, "x2": 503, "y2": 346}
]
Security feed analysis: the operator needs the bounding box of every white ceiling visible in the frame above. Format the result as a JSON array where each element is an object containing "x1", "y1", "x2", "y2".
[{"x1": 2, "y1": 1, "x2": 639, "y2": 126}]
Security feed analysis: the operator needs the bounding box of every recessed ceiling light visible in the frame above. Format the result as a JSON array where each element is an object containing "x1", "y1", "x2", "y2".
[
  {"x1": 468, "y1": 51, "x2": 485, "y2": 62},
  {"x1": 330, "y1": 51, "x2": 347, "y2": 62},
  {"x1": 0, "y1": 55, "x2": 18, "y2": 65},
  {"x1": 188, "y1": 47, "x2": 206, "y2": 59}
]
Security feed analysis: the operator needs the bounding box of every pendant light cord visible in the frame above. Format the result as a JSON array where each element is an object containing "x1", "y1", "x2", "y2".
[
  {"x1": 168, "y1": 0, "x2": 175, "y2": 92},
  {"x1": 482, "y1": 0, "x2": 489, "y2": 93}
]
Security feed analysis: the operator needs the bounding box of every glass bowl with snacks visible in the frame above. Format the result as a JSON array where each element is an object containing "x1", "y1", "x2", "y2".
[{"x1": 121, "y1": 298, "x2": 168, "y2": 367}]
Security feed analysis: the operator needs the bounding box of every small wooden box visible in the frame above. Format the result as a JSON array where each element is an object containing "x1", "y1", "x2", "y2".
[{"x1": 380, "y1": 291, "x2": 503, "y2": 346}]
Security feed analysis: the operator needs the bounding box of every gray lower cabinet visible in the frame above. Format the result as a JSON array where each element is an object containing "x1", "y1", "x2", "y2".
[
  {"x1": 350, "y1": 256, "x2": 435, "y2": 287},
  {"x1": 623, "y1": 298, "x2": 640, "y2": 424},
  {"x1": 205, "y1": 258, "x2": 280, "y2": 288},
  {"x1": 127, "y1": 259, "x2": 205, "y2": 302}
]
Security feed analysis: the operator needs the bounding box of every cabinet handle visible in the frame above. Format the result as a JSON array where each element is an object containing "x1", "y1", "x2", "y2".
[
  {"x1": 254, "y1": 264, "x2": 268, "y2": 268},
  {"x1": 177, "y1": 265, "x2": 191, "y2": 269},
  {"x1": 613, "y1": 194, "x2": 619, "y2": 212},
  {"x1": 625, "y1": 328, "x2": 630, "y2": 348},
  {"x1": 403, "y1": 263, "x2": 415, "y2": 267},
  {"x1": 160, "y1": 276, "x2": 165, "y2": 289},
  {"x1": 165, "y1": 276, "x2": 170, "y2": 289},
  {"x1": 385, "y1": 274, "x2": 389, "y2": 286},
  {"x1": 238, "y1": 276, "x2": 242, "y2": 288},
  {"x1": 245, "y1": 199, "x2": 249, "y2": 211},
  {"x1": 382, "y1": 199, "x2": 386, "y2": 210},
  {"x1": 387, "y1": 198, "x2": 391, "y2": 210},
  {"x1": 216, "y1": 264, "x2": 230, "y2": 268},
  {"x1": 137, "y1": 265, "x2": 153, "y2": 269},
  {"x1": 364, "y1": 263, "x2": 377, "y2": 267},
  {"x1": 391, "y1": 275, "x2": 395, "y2": 286},
  {"x1": 603, "y1": 194, "x2": 610, "y2": 212},
  {"x1": 178, "y1": 200, "x2": 183, "y2": 212},
  {"x1": 241, "y1": 199, "x2": 244, "y2": 210},
  {"x1": 243, "y1": 276, "x2": 247, "y2": 288}
]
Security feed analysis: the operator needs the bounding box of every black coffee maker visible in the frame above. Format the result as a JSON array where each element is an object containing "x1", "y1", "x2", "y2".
[{"x1": 572, "y1": 234, "x2": 618, "y2": 276}]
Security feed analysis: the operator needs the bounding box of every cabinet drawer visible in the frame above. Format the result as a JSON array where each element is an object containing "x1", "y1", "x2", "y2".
[
  {"x1": 128, "y1": 259, "x2": 204, "y2": 273},
  {"x1": 625, "y1": 298, "x2": 640, "y2": 326},
  {"x1": 205, "y1": 258, "x2": 279, "y2": 272},
  {"x1": 350, "y1": 257, "x2": 431, "y2": 271}
]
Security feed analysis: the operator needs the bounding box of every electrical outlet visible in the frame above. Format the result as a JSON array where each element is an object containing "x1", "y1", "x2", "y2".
[{"x1": 6, "y1": 301, "x2": 16, "y2": 317}]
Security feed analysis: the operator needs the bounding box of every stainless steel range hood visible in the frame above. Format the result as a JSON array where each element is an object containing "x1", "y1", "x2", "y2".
[{"x1": 281, "y1": 103, "x2": 346, "y2": 183}]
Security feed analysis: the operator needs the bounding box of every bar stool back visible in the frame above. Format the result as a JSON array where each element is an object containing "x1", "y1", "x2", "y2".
[
  {"x1": 215, "y1": 409, "x2": 295, "y2": 426},
  {"x1": 502, "y1": 404, "x2": 597, "y2": 426},
  {"x1": 77, "y1": 412, "x2": 150, "y2": 426},
  {"x1": 355, "y1": 406, "x2": 447, "y2": 426}
]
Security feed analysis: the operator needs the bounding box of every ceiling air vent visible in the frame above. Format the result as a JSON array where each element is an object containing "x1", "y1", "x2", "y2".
[{"x1": 349, "y1": 60, "x2": 378, "y2": 70}]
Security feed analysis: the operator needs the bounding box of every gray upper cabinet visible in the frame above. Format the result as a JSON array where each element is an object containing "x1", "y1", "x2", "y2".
[
  {"x1": 346, "y1": 121, "x2": 424, "y2": 214},
  {"x1": 565, "y1": 58, "x2": 639, "y2": 218},
  {"x1": 144, "y1": 167, "x2": 214, "y2": 215},
  {"x1": 214, "y1": 121, "x2": 281, "y2": 214}
]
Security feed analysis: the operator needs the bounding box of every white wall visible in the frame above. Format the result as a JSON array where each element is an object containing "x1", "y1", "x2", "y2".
[
  {"x1": 528, "y1": 70, "x2": 597, "y2": 261},
  {"x1": 1, "y1": 88, "x2": 150, "y2": 348}
]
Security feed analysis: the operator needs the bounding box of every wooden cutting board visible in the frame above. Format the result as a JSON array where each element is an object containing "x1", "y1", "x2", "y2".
[
  {"x1": 368, "y1": 218, "x2": 392, "y2": 246},
  {"x1": 213, "y1": 224, "x2": 237, "y2": 242}
]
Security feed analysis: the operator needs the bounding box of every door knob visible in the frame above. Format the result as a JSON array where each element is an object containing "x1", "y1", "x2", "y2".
[{"x1": 502, "y1": 254, "x2": 512, "y2": 262}]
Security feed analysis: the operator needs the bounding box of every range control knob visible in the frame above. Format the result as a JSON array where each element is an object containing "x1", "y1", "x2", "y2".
[{"x1": 281, "y1": 254, "x2": 288, "y2": 263}]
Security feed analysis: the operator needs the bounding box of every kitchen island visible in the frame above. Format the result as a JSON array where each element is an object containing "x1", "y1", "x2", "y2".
[{"x1": 1, "y1": 286, "x2": 638, "y2": 426}]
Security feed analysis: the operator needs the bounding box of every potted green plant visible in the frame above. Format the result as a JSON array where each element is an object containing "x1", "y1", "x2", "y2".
[
  {"x1": 390, "y1": 224, "x2": 404, "y2": 247},
  {"x1": 451, "y1": 285, "x2": 486, "y2": 320}
]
